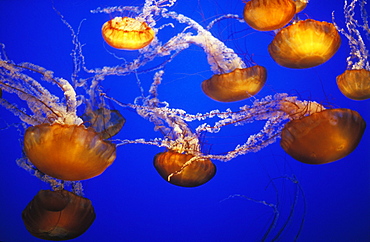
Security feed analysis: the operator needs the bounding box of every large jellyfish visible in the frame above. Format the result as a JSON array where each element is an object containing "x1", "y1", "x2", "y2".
[
  {"x1": 334, "y1": 0, "x2": 370, "y2": 100},
  {"x1": 268, "y1": 19, "x2": 341, "y2": 69},
  {"x1": 0, "y1": 50, "x2": 117, "y2": 182}
]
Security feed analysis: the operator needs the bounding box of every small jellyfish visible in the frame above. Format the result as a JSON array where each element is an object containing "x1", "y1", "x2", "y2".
[
  {"x1": 22, "y1": 190, "x2": 95, "y2": 241},
  {"x1": 280, "y1": 108, "x2": 366, "y2": 164},
  {"x1": 293, "y1": 0, "x2": 308, "y2": 13},
  {"x1": 333, "y1": 0, "x2": 370, "y2": 100},
  {"x1": 102, "y1": 17, "x2": 155, "y2": 50},
  {"x1": 336, "y1": 69, "x2": 370, "y2": 100},
  {"x1": 201, "y1": 65, "x2": 267, "y2": 102},
  {"x1": 23, "y1": 123, "x2": 116, "y2": 181},
  {"x1": 268, "y1": 19, "x2": 341, "y2": 69},
  {"x1": 81, "y1": 107, "x2": 126, "y2": 139},
  {"x1": 154, "y1": 150, "x2": 216, "y2": 187},
  {"x1": 243, "y1": 0, "x2": 296, "y2": 31}
]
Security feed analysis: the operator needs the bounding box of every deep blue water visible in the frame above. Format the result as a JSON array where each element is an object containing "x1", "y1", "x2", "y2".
[{"x1": 0, "y1": 0, "x2": 369, "y2": 241}]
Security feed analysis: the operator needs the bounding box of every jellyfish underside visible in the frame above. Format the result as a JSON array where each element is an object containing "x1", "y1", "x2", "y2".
[
  {"x1": 243, "y1": 0, "x2": 296, "y2": 31},
  {"x1": 153, "y1": 150, "x2": 216, "y2": 187},
  {"x1": 201, "y1": 65, "x2": 267, "y2": 102},
  {"x1": 280, "y1": 108, "x2": 366, "y2": 164},
  {"x1": 23, "y1": 123, "x2": 116, "y2": 181},
  {"x1": 268, "y1": 19, "x2": 341, "y2": 69},
  {"x1": 22, "y1": 190, "x2": 95, "y2": 241},
  {"x1": 336, "y1": 69, "x2": 370, "y2": 100},
  {"x1": 101, "y1": 17, "x2": 155, "y2": 50}
]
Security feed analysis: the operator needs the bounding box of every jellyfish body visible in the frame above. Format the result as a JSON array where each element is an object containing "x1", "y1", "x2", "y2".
[
  {"x1": 201, "y1": 65, "x2": 267, "y2": 102},
  {"x1": 153, "y1": 150, "x2": 216, "y2": 187},
  {"x1": 293, "y1": 0, "x2": 308, "y2": 13},
  {"x1": 243, "y1": 0, "x2": 296, "y2": 31},
  {"x1": 22, "y1": 190, "x2": 95, "y2": 241},
  {"x1": 102, "y1": 17, "x2": 155, "y2": 50},
  {"x1": 23, "y1": 123, "x2": 116, "y2": 181},
  {"x1": 280, "y1": 108, "x2": 366, "y2": 164},
  {"x1": 268, "y1": 19, "x2": 341, "y2": 69},
  {"x1": 336, "y1": 69, "x2": 370, "y2": 100},
  {"x1": 81, "y1": 108, "x2": 125, "y2": 139}
]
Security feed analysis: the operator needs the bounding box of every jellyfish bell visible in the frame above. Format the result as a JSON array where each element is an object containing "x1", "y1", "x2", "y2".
[
  {"x1": 201, "y1": 65, "x2": 267, "y2": 102},
  {"x1": 22, "y1": 190, "x2": 95, "y2": 241},
  {"x1": 268, "y1": 19, "x2": 341, "y2": 69},
  {"x1": 81, "y1": 107, "x2": 126, "y2": 139},
  {"x1": 336, "y1": 69, "x2": 370, "y2": 100},
  {"x1": 243, "y1": 0, "x2": 296, "y2": 31},
  {"x1": 102, "y1": 17, "x2": 155, "y2": 50},
  {"x1": 153, "y1": 150, "x2": 216, "y2": 187},
  {"x1": 280, "y1": 108, "x2": 366, "y2": 164},
  {"x1": 23, "y1": 123, "x2": 116, "y2": 181},
  {"x1": 293, "y1": 0, "x2": 308, "y2": 13}
]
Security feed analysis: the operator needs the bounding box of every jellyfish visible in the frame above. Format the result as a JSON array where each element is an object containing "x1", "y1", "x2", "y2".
[
  {"x1": 22, "y1": 189, "x2": 95, "y2": 241},
  {"x1": 102, "y1": 17, "x2": 155, "y2": 50},
  {"x1": 160, "y1": 8, "x2": 266, "y2": 102},
  {"x1": 201, "y1": 65, "x2": 267, "y2": 102},
  {"x1": 293, "y1": 0, "x2": 309, "y2": 13},
  {"x1": 81, "y1": 107, "x2": 126, "y2": 139},
  {"x1": 280, "y1": 108, "x2": 366, "y2": 164},
  {"x1": 268, "y1": 19, "x2": 341, "y2": 69},
  {"x1": 243, "y1": 0, "x2": 296, "y2": 31},
  {"x1": 154, "y1": 150, "x2": 216, "y2": 187},
  {"x1": 334, "y1": 0, "x2": 370, "y2": 100},
  {"x1": 0, "y1": 57, "x2": 116, "y2": 181}
]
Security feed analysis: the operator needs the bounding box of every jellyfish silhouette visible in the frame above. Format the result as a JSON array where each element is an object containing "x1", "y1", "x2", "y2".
[
  {"x1": 22, "y1": 190, "x2": 95, "y2": 241},
  {"x1": 268, "y1": 19, "x2": 341, "y2": 69},
  {"x1": 280, "y1": 108, "x2": 366, "y2": 164},
  {"x1": 102, "y1": 17, "x2": 155, "y2": 50},
  {"x1": 243, "y1": 0, "x2": 296, "y2": 31},
  {"x1": 154, "y1": 150, "x2": 216, "y2": 187}
]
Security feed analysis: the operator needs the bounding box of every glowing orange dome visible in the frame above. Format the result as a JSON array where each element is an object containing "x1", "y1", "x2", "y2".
[
  {"x1": 154, "y1": 150, "x2": 216, "y2": 187},
  {"x1": 243, "y1": 0, "x2": 296, "y2": 31},
  {"x1": 268, "y1": 19, "x2": 341, "y2": 69},
  {"x1": 336, "y1": 69, "x2": 370, "y2": 100},
  {"x1": 23, "y1": 123, "x2": 116, "y2": 181},
  {"x1": 22, "y1": 190, "x2": 95, "y2": 240},
  {"x1": 280, "y1": 108, "x2": 366, "y2": 164},
  {"x1": 102, "y1": 17, "x2": 155, "y2": 50},
  {"x1": 201, "y1": 65, "x2": 267, "y2": 102}
]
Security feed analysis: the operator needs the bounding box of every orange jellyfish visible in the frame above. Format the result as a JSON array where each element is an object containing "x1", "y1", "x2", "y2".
[
  {"x1": 154, "y1": 150, "x2": 216, "y2": 187},
  {"x1": 22, "y1": 190, "x2": 95, "y2": 241},
  {"x1": 268, "y1": 19, "x2": 341, "y2": 69},
  {"x1": 201, "y1": 65, "x2": 267, "y2": 102},
  {"x1": 336, "y1": 69, "x2": 370, "y2": 100},
  {"x1": 81, "y1": 107, "x2": 126, "y2": 139},
  {"x1": 333, "y1": 0, "x2": 370, "y2": 100},
  {"x1": 293, "y1": 0, "x2": 308, "y2": 13},
  {"x1": 102, "y1": 17, "x2": 155, "y2": 50},
  {"x1": 280, "y1": 108, "x2": 366, "y2": 164},
  {"x1": 243, "y1": 0, "x2": 296, "y2": 31},
  {"x1": 23, "y1": 123, "x2": 116, "y2": 181}
]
